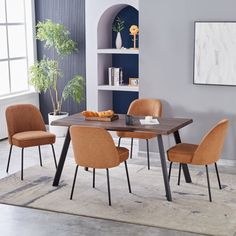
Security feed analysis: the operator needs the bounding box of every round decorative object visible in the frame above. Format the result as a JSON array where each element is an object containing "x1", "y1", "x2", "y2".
[{"x1": 129, "y1": 25, "x2": 139, "y2": 35}]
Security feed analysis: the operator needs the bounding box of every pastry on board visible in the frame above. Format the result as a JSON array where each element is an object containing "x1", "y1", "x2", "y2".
[{"x1": 82, "y1": 110, "x2": 114, "y2": 118}]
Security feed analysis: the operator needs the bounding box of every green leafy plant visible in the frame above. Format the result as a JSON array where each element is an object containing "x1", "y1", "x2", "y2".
[
  {"x1": 62, "y1": 75, "x2": 84, "y2": 104},
  {"x1": 29, "y1": 19, "x2": 84, "y2": 115},
  {"x1": 112, "y1": 17, "x2": 125, "y2": 33}
]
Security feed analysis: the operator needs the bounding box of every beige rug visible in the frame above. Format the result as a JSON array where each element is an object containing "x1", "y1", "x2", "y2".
[{"x1": 0, "y1": 160, "x2": 236, "y2": 236}]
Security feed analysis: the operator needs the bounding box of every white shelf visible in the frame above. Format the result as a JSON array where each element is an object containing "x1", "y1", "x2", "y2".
[
  {"x1": 97, "y1": 48, "x2": 139, "y2": 55},
  {"x1": 98, "y1": 85, "x2": 139, "y2": 92},
  {"x1": 86, "y1": 1, "x2": 139, "y2": 111}
]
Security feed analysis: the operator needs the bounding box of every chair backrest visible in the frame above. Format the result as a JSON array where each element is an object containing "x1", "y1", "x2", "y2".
[
  {"x1": 127, "y1": 98, "x2": 162, "y2": 117},
  {"x1": 191, "y1": 119, "x2": 229, "y2": 165},
  {"x1": 6, "y1": 104, "x2": 46, "y2": 144},
  {"x1": 70, "y1": 126, "x2": 120, "y2": 168}
]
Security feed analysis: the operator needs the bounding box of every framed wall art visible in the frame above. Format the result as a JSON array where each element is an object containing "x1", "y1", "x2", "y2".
[
  {"x1": 129, "y1": 78, "x2": 139, "y2": 87},
  {"x1": 194, "y1": 21, "x2": 236, "y2": 86}
]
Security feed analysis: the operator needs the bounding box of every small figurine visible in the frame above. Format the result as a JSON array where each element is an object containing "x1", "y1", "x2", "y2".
[{"x1": 129, "y1": 25, "x2": 139, "y2": 49}]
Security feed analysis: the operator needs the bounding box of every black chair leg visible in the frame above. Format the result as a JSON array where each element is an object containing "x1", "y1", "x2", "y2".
[
  {"x1": 38, "y1": 146, "x2": 42, "y2": 167},
  {"x1": 177, "y1": 163, "x2": 182, "y2": 185},
  {"x1": 214, "y1": 163, "x2": 222, "y2": 190},
  {"x1": 51, "y1": 144, "x2": 57, "y2": 169},
  {"x1": 21, "y1": 148, "x2": 24, "y2": 181},
  {"x1": 6, "y1": 145, "x2": 13, "y2": 173},
  {"x1": 146, "y1": 139, "x2": 150, "y2": 170},
  {"x1": 106, "y1": 168, "x2": 111, "y2": 206},
  {"x1": 130, "y1": 138, "x2": 133, "y2": 159},
  {"x1": 118, "y1": 137, "x2": 121, "y2": 147},
  {"x1": 93, "y1": 168, "x2": 95, "y2": 188},
  {"x1": 124, "y1": 161, "x2": 132, "y2": 193},
  {"x1": 168, "y1": 162, "x2": 173, "y2": 181},
  {"x1": 206, "y1": 165, "x2": 212, "y2": 202},
  {"x1": 70, "y1": 165, "x2": 79, "y2": 200}
]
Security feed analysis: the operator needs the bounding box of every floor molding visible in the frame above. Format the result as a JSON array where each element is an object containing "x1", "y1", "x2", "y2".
[{"x1": 138, "y1": 150, "x2": 236, "y2": 167}]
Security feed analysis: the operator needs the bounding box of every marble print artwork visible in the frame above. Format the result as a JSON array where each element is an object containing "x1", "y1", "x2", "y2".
[{"x1": 194, "y1": 22, "x2": 236, "y2": 85}]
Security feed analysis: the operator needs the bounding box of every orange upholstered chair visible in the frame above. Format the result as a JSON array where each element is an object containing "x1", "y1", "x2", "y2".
[
  {"x1": 5, "y1": 104, "x2": 57, "y2": 180},
  {"x1": 70, "y1": 126, "x2": 132, "y2": 206},
  {"x1": 116, "y1": 98, "x2": 162, "y2": 169},
  {"x1": 167, "y1": 119, "x2": 229, "y2": 202}
]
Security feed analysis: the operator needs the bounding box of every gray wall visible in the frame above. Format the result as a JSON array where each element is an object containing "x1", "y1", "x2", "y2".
[
  {"x1": 35, "y1": 0, "x2": 86, "y2": 123},
  {"x1": 140, "y1": 0, "x2": 236, "y2": 161}
]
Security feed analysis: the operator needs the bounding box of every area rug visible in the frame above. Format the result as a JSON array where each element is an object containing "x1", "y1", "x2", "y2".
[{"x1": 0, "y1": 160, "x2": 236, "y2": 236}]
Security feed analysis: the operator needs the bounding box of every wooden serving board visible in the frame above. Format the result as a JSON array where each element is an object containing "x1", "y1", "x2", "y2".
[{"x1": 85, "y1": 114, "x2": 119, "y2": 122}]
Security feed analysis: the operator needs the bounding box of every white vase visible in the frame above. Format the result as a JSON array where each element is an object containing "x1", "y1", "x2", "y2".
[
  {"x1": 115, "y1": 32, "x2": 122, "y2": 49},
  {"x1": 48, "y1": 112, "x2": 69, "y2": 137}
]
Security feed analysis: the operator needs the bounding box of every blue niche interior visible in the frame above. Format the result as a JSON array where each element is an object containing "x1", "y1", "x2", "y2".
[{"x1": 112, "y1": 6, "x2": 139, "y2": 114}]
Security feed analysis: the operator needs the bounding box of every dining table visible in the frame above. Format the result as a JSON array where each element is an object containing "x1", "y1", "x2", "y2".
[{"x1": 52, "y1": 113, "x2": 193, "y2": 202}]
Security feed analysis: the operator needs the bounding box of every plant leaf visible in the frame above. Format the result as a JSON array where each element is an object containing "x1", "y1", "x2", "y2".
[
  {"x1": 36, "y1": 19, "x2": 78, "y2": 56},
  {"x1": 62, "y1": 75, "x2": 85, "y2": 104}
]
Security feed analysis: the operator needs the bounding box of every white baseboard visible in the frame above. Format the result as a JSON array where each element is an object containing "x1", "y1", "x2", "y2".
[
  {"x1": 218, "y1": 159, "x2": 236, "y2": 167},
  {"x1": 138, "y1": 150, "x2": 236, "y2": 167},
  {"x1": 112, "y1": 136, "x2": 139, "y2": 146}
]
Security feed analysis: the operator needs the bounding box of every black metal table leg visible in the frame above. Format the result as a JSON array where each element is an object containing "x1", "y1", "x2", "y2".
[
  {"x1": 38, "y1": 146, "x2": 42, "y2": 167},
  {"x1": 53, "y1": 129, "x2": 71, "y2": 186},
  {"x1": 181, "y1": 164, "x2": 192, "y2": 183},
  {"x1": 173, "y1": 131, "x2": 192, "y2": 183},
  {"x1": 157, "y1": 135, "x2": 172, "y2": 201},
  {"x1": 130, "y1": 138, "x2": 133, "y2": 159}
]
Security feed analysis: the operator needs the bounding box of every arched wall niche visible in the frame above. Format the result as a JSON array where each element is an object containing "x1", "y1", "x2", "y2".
[{"x1": 97, "y1": 4, "x2": 138, "y2": 49}]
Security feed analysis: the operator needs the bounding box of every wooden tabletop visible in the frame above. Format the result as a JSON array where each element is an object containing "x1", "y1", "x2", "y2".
[{"x1": 51, "y1": 113, "x2": 193, "y2": 135}]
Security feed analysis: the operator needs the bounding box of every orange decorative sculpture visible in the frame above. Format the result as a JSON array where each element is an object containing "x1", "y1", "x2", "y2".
[{"x1": 129, "y1": 25, "x2": 139, "y2": 49}]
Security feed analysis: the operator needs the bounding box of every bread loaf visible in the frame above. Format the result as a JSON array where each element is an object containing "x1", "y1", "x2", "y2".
[
  {"x1": 82, "y1": 110, "x2": 114, "y2": 118},
  {"x1": 98, "y1": 110, "x2": 114, "y2": 117},
  {"x1": 82, "y1": 111, "x2": 99, "y2": 117}
]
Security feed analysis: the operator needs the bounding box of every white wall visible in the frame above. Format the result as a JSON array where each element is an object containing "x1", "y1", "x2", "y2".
[{"x1": 140, "y1": 0, "x2": 236, "y2": 162}]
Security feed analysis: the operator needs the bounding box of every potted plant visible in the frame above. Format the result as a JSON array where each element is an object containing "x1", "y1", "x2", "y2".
[
  {"x1": 112, "y1": 17, "x2": 125, "y2": 49},
  {"x1": 30, "y1": 19, "x2": 84, "y2": 137}
]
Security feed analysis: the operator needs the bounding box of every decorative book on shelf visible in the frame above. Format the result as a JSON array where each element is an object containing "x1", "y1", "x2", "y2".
[{"x1": 108, "y1": 67, "x2": 123, "y2": 86}]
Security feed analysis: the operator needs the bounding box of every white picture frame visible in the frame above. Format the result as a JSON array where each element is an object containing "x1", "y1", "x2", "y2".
[
  {"x1": 194, "y1": 21, "x2": 236, "y2": 86},
  {"x1": 129, "y1": 78, "x2": 139, "y2": 87}
]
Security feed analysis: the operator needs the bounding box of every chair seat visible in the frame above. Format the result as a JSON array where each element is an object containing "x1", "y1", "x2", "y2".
[
  {"x1": 116, "y1": 147, "x2": 129, "y2": 163},
  {"x1": 167, "y1": 143, "x2": 198, "y2": 163},
  {"x1": 12, "y1": 131, "x2": 56, "y2": 148},
  {"x1": 117, "y1": 131, "x2": 156, "y2": 140}
]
